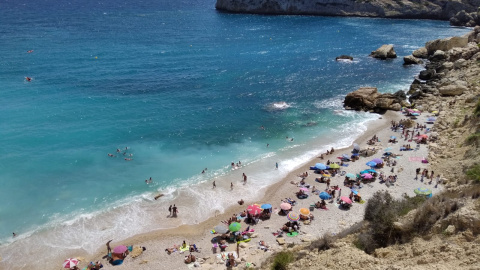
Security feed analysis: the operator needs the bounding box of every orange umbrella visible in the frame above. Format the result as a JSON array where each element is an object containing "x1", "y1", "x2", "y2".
[{"x1": 299, "y1": 208, "x2": 310, "y2": 215}]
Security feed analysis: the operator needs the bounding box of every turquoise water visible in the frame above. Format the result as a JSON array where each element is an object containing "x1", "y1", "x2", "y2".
[{"x1": 0, "y1": 0, "x2": 470, "y2": 267}]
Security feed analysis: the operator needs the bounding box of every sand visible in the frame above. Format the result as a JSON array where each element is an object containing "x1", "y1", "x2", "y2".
[{"x1": 72, "y1": 110, "x2": 437, "y2": 270}]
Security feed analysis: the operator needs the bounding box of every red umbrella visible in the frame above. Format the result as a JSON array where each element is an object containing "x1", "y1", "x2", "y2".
[
  {"x1": 63, "y1": 258, "x2": 79, "y2": 269},
  {"x1": 280, "y1": 202, "x2": 292, "y2": 210},
  {"x1": 113, "y1": 245, "x2": 128, "y2": 254},
  {"x1": 247, "y1": 204, "x2": 262, "y2": 215},
  {"x1": 340, "y1": 196, "x2": 352, "y2": 204}
]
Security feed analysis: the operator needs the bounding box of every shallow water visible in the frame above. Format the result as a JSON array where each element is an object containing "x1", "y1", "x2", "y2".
[{"x1": 0, "y1": 0, "x2": 471, "y2": 267}]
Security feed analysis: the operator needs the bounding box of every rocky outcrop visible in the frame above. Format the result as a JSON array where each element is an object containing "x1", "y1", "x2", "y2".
[
  {"x1": 370, "y1": 44, "x2": 396, "y2": 59},
  {"x1": 450, "y1": 9, "x2": 480, "y2": 27},
  {"x1": 403, "y1": 55, "x2": 423, "y2": 65},
  {"x1": 425, "y1": 36, "x2": 469, "y2": 55},
  {"x1": 344, "y1": 87, "x2": 405, "y2": 112},
  {"x1": 412, "y1": 47, "x2": 428, "y2": 59},
  {"x1": 215, "y1": 0, "x2": 480, "y2": 20},
  {"x1": 336, "y1": 55, "x2": 353, "y2": 61}
]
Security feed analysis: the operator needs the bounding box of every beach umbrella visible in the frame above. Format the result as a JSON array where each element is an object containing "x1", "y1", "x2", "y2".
[
  {"x1": 329, "y1": 163, "x2": 340, "y2": 169},
  {"x1": 371, "y1": 158, "x2": 383, "y2": 164},
  {"x1": 427, "y1": 117, "x2": 436, "y2": 122},
  {"x1": 287, "y1": 212, "x2": 300, "y2": 221},
  {"x1": 345, "y1": 173, "x2": 356, "y2": 179},
  {"x1": 315, "y1": 163, "x2": 327, "y2": 170},
  {"x1": 261, "y1": 203, "x2": 272, "y2": 209},
  {"x1": 299, "y1": 208, "x2": 310, "y2": 216},
  {"x1": 63, "y1": 258, "x2": 79, "y2": 269},
  {"x1": 319, "y1": 192, "x2": 331, "y2": 200},
  {"x1": 414, "y1": 187, "x2": 432, "y2": 196},
  {"x1": 247, "y1": 204, "x2": 262, "y2": 216},
  {"x1": 229, "y1": 222, "x2": 242, "y2": 232},
  {"x1": 362, "y1": 173, "x2": 373, "y2": 179},
  {"x1": 214, "y1": 224, "x2": 229, "y2": 234},
  {"x1": 366, "y1": 161, "x2": 377, "y2": 167},
  {"x1": 417, "y1": 134, "x2": 428, "y2": 139},
  {"x1": 351, "y1": 189, "x2": 359, "y2": 195},
  {"x1": 113, "y1": 245, "x2": 128, "y2": 254},
  {"x1": 353, "y1": 143, "x2": 360, "y2": 151},
  {"x1": 340, "y1": 196, "x2": 352, "y2": 204},
  {"x1": 280, "y1": 203, "x2": 292, "y2": 210},
  {"x1": 411, "y1": 113, "x2": 420, "y2": 116}
]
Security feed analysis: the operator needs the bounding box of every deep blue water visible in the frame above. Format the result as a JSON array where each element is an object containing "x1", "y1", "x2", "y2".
[{"x1": 0, "y1": 0, "x2": 470, "y2": 267}]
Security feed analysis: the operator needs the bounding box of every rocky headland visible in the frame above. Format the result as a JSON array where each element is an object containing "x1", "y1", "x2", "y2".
[
  {"x1": 260, "y1": 27, "x2": 480, "y2": 270},
  {"x1": 215, "y1": 0, "x2": 480, "y2": 21}
]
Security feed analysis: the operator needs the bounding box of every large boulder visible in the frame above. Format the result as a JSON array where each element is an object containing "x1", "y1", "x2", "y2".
[
  {"x1": 344, "y1": 87, "x2": 380, "y2": 111},
  {"x1": 370, "y1": 45, "x2": 397, "y2": 59},
  {"x1": 430, "y1": 50, "x2": 447, "y2": 61},
  {"x1": 419, "y1": 69, "x2": 436, "y2": 80},
  {"x1": 403, "y1": 55, "x2": 423, "y2": 65},
  {"x1": 412, "y1": 47, "x2": 428, "y2": 59},
  {"x1": 344, "y1": 87, "x2": 406, "y2": 112},
  {"x1": 425, "y1": 36, "x2": 468, "y2": 55},
  {"x1": 438, "y1": 83, "x2": 467, "y2": 96}
]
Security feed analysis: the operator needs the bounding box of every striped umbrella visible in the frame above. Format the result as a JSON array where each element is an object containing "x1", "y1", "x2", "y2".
[
  {"x1": 63, "y1": 258, "x2": 79, "y2": 269},
  {"x1": 247, "y1": 204, "x2": 262, "y2": 216},
  {"x1": 287, "y1": 212, "x2": 299, "y2": 221}
]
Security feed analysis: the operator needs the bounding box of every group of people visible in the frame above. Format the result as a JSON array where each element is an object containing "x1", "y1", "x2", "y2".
[
  {"x1": 168, "y1": 204, "x2": 178, "y2": 217},
  {"x1": 107, "y1": 147, "x2": 133, "y2": 161}
]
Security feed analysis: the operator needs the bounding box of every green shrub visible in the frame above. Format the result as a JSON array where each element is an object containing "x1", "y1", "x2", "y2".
[
  {"x1": 466, "y1": 164, "x2": 480, "y2": 183},
  {"x1": 466, "y1": 133, "x2": 480, "y2": 145},
  {"x1": 271, "y1": 251, "x2": 294, "y2": 270},
  {"x1": 475, "y1": 100, "x2": 480, "y2": 116}
]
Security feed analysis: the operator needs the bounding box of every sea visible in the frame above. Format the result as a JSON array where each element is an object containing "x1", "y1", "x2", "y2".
[{"x1": 0, "y1": 0, "x2": 471, "y2": 268}]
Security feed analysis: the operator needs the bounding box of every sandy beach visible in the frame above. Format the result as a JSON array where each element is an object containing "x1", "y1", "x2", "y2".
[{"x1": 63, "y1": 108, "x2": 438, "y2": 270}]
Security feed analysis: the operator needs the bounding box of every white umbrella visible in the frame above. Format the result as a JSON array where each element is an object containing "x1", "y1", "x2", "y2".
[{"x1": 63, "y1": 258, "x2": 79, "y2": 269}]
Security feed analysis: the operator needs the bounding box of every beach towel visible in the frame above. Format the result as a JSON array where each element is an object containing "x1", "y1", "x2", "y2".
[
  {"x1": 358, "y1": 199, "x2": 366, "y2": 204},
  {"x1": 286, "y1": 231, "x2": 298, "y2": 237},
  {"x1": 179, "y1": 244, "x2": 190, "y2": 252},
  {"x1": 409, "y1": 157, "x2": 423, "y2": 162},
  {"x1": 341, "y1": 164, "x2": 349, "y2": 167}
]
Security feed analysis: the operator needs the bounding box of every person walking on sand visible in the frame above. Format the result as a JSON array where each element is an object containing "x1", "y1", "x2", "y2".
[
  {"x1": 275, "y1": 162, "x2": 278, "y2": 170},
  {"x1": 242, "y1": 173, "x2": 247, "y2": 184},
  {"x1": 213, "y1": 181, "x2": 216, "y2": 189},
  {"x1": 168, "y1": 205, "x2": 172, "y2": 216},
  {"x1": 231, "y1": 182, "x2": 234, "y2": 190}
]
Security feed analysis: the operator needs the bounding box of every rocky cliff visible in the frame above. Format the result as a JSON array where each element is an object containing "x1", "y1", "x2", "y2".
[{"x1": 216, "y1": 0, "x2": 480, "y2": 20}]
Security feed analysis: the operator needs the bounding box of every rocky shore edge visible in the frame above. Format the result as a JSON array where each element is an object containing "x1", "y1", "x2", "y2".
[{"x1": 260, "y1": 28, "x2": 480, "y2": 270}]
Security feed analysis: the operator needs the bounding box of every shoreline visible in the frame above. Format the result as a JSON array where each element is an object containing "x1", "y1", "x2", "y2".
[{"x1": 78, "y1": 109, "x2": 433, "y2": 269}]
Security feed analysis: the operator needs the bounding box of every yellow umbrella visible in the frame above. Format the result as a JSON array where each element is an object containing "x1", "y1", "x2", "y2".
[{"x1": 329, "y1": 163, "x2": 340, "y2": 169}]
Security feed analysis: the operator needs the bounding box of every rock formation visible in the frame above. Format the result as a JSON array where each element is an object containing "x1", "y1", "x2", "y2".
[
  {"x1": 215, "y1": 0, "x2": 480, "y2": 20},
  {"x1": 370, "y1": 44, "x2": 397, "y2": 59},
  {"x1": 344, "y1": 87, "x2": 406, "y2": 112},
  {"x1": 335, "y1": 55, "x2": 353, "y2": 61},
  {"x1": 450, "y1": 9, "x2": 480, "y2": 27},
  {"x1": 403, "y1": 55, "x2": 423, "y2": 65}
]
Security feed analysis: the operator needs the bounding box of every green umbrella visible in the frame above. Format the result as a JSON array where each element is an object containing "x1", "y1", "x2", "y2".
[
  {"x1": 414, "y1": 187, "x2": 432, "y2": 196},
  {"x1": 229, "y1": 222, "x2": 242, "y2": 232}
]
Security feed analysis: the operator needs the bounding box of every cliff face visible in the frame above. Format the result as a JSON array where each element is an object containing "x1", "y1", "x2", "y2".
[{"x1": 215, "y1": 0, "x2": 480, "y2": 20}]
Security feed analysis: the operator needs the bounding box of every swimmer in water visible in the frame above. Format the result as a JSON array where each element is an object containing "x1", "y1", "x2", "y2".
[
  {"x1": 125, "y1": 158, "x2": 133, "y2": 161},
  {"x1": 108, "y1": 153, "x2": 115, "y2": 157},
  {"x1": 25, "y1": 77, "x2": 32, "y2": 82},
  {"x1": 27, "y1": 50, "x2": 34, "y2": 53}
]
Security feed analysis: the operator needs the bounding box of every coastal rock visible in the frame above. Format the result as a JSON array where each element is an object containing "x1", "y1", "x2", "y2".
[
  {"x1": 336, "y1": 55, "x2": 353, "y2": 61},
  {"x1": 430, "y1": 50, "x2": 447, "y2": 61},
  {"x1": 419, "y1": 69, "x2": 436, "y2": 80},
  {"x1": 450, "y1": 10, "x2": 480, "y2": 27},
  {"x1": 413, "y1": 47, "x2": 428, "y2": 59},
  {"x1": 370, "y1": 45, "x2": 397, "y2": 59},
  {"x1": 403, "y1": 55, "x2": 423, "y2": 65},
  {"x1": 425, "y1": 36, "x2": 468, "y2": 55},
  {"x1": 444, "y1": 225, "x2": 456, "y2": 235},
  {"x1": 454, "y1": 59, "x2": 468, "y2": 69},
  {"x1": 344, "y1": 88, "x2": 406, "y2": 112},
  {"x1": 439, "y1": 83, "x2": 467, "y2": 96},
  {"x1": 441, "y1": 62, "x2": 454, "y2": 71}
]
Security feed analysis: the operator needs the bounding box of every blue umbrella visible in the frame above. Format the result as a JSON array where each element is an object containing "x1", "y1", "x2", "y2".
[
  {"x1": 261, "y1": 204, "x2": 272, "y2": 209},
  {"x1": 366, "y1": 169, "x2": 377, "y2": 174},
  {"x1": 315, "y1": 163, "x2": 327, "y2": 170},
  {"x1": 319, "y1": 192, "x2": 331, "y2": 200},
  {"x1": 351, "y1": 189, "x2": 359, "y2": 195},
  {"x1": 342, "y1": 154, "x2": 350, "y2": 159},
  {"x1": 366, "y1": 161, "x2": 377, "y2": 167}
]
